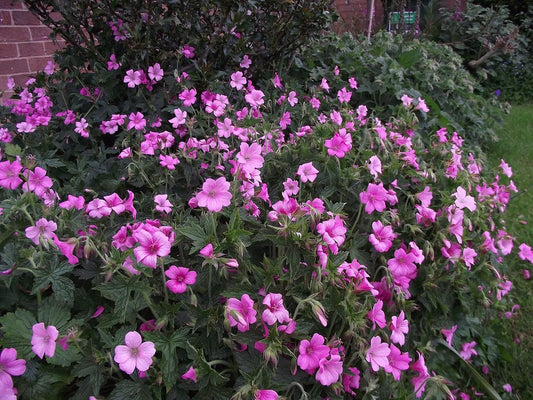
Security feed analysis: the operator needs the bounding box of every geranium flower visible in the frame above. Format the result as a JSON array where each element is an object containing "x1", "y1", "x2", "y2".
[
  {"x1": 365, "y1": 336, "x2": 390, "y2": 372},
  {"x1": 369, "y1": 220, "x2": 396, "y2": 253},
  {"x1": 459, "y1": 341, "x2": 478, "y2": 361},
  {"x1": 181, "y1": 366, "x2": 197, "y2": 382},
  {"x1": 0, "y1": 348, "x2": 26, "y2": 387},
  {"x1": 360, "y1": 182, "x2": 388, "y2": 214},
  {"x1": 31, "y1": 322, "x2": 59, "y2": 359},
  {"x1": 315, "y1": 348, "x2": 343, "y2": 386},
  {"x1": 367, "y1": 300, "x2": 386, "y2": 329},
  {"x1": 25, "y1": 218, "x2": 57, "y2": 245},
  {"x1": 254, "y1": 389, "x2": 278, "y2": 400},
  {"x1": 195, "y1": 177, "x2": 232, "y2": 212},
  {"x1": 441, "y1": 325, "x2": 457, "y2": 347},
  {"x1": 133, "y1": 228, "x2": 172, "y2": 268},
  {"x1": 390, "y1": 311, "x2": 409, "y2": 345},
  {"x1": 384, "y1": 344, "x2": 411, "y2": 380},
  {"x1": 297, "y1": 333, "x2": 330, "y2": 374},
  {"x1": 411, "y1": 351, "x2": 430, "y2": 398},
  {"x1": 261, "y1": 293, "x2": 290, "y2": 325},
  {"x1": 165, "y1": 265, "x2": 197, "y2": 293},
  {"x1": 0, "y1": 160, "x2": 23, "y2": 190},
  {"x1": 296, "y1": 162, "x2": 319, "y2": 183},
  {"x1": 226, "y1": 294, "x2": 257, "y2": 332},
  {"x1": 154, "y1": 194, "x2": 173, "y2": 214},
  {"x1": 114, "y1": 331, "x2": 156, "y2": 374}
]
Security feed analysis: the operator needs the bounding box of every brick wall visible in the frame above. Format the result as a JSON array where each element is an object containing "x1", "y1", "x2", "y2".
[
  {"x1": 333, "y1": 0, "x2": 385, "y2": 34},
  {"x1": 0, "y1": 0, "x2": 61, "y2": 91}
]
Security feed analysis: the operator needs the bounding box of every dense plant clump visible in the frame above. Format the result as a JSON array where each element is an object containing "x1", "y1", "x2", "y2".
[
  {"x1": 290, "y1": 32, "x2": 505, "y2": 152},
  {"x1": 0, "y1": 42, "x2": 531, "y2": 399},
  {"x1": 424, "y1": 0, "x2": 533, "y2": 103}
]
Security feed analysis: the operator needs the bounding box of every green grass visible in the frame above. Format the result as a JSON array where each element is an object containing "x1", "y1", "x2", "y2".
[{"x1": 487, "y1": 104, "x2": 533, "y2": 399}]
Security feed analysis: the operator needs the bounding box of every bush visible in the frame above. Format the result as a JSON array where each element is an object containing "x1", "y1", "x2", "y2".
[
  {"x1": 289, "y1": 31, "x2": 506, "y2": 152},
  {"x1": 0, "y1": 39, "x2": 531, "y2": 399}
]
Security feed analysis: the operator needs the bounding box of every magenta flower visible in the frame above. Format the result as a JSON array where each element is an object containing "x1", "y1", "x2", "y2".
[
  {"x1": 0, "y1": 348, "x2": 26, "y2": 387},
  {"x1": 154, "y1": 194, "x2": 173, "y2": 214},
  {"x1": 261, "y1": 293, "x2": 290, "y2": 325},
  {"x1": 384, "y1": 344, "x2": 411, "y2": 381},
  {"x1": 415, "y1": 97, "x2": 429, "y2": 112},
  {"x1": 367, "y1": 299, "x2": 386, "y2": 330},
  {"x1": 196, "y1": 177, "x2": 232, "y2": 212},
  {"x1": 114, "y1": 331, "x2": 156, "y2": 374},
  {"x1": 342, "y1": 366, "x2": 361, "y2": 395},
  {"x1": 401, "y1": 94, "x2": 413, "y2": 107},
  {"x1": 23, "y1": 167, "x2": 53, "y2": 197},
  {"x1": 337, "y1": 87, "x2": 352, "y2": 103},
  {"x1": 387, "y1": 247, "x2": 418, "y2": 288},
  {"x1": 459, "y1": 341, "x2": 478, "y2": 361},
  {"x1": 236, "y1": 142, "x2": 264, "y2": 175},
  {"x1": 254, "y1": 389, "x2": 278, "y2": 400},
  {"x1": 369, "y1": 220, "x2": 396, "y2": 253},
  {"x1": 226, "y1": 294, "x2": 257, "y2": 332},
  {"x1": 452, "y1": 186, "x2": 476, "y2": 212},
  {"x1": 390, "y1": 311, "x2": 409, "y2": 345},
  {"x1": 441, "y1": 324, "x2": 457, "y2": 347},
  {"x1": 133, "y1": 228, "x2": 172, "y2": 268},
  {"x1": 165, "y1": 265, "x2": 197, "y2": 294},
  {"x1": 53, "y1": 236, "x2": 79, "y2": 265},
  {"x1": 360, "y1": 182, "x2": 388, "y2": 214},
  {"x1": 316, "y1": 215, "x2": 346, "y2": 254},
  {"x1": 324, "y1": 129, "x2": 352, "y2": 158},
  {"x1": 244, "y1": 89, "x2": 265, "y2": 107},
  {"x1": 296, "y1": 162, "x2": 319, "y2": 183},
  {"x1": 181, "y1": 366, "x2": 197, "y2": 382},
  {"x1": 411, "y1": 351, "x2": 430, "y2": 398},
  {"x1": 25, "y1": 218, "x2": 57, "y2": 245},
  {"x1": 297, "y1": 333, "x2": 330, "y2": 374},
  {"x1": 31, "y1": 322, "x2": 59, "y2": 359},
  {"x1": 315, "y1": 348, "x2": 343, "y2": 386},
  {"x1": 230, "y1": 71, "x2": 247, "y2": 90},
  {"x1": 366, "y1": 336, "x2": 390, "y2": 372}
]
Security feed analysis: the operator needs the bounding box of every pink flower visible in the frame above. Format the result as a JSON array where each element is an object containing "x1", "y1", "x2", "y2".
[
  {"x1": 316, "y1": 215, "x2": 346, "y2": 254},
  {"x1": 59, "y1": 194, "x2": 85, "y2": 210},
  {"x1": 226, "y1": 294, "x2": 257, "y2": 332},
  {"x1": 283, "y1": 178, "x2": 299, "y2": 196},
  {"x1": 316, "y1": 348, "x2": 343, "y2": 386},
  {"x1": 181, "y1": 366, "x2": 197, "y2": 382},
  {"x1": 324, "y1": 129, "x2": 352, "y2": 158},
  {"x1": 240, "y1": 55, "x2": 251, "y2": 69},
  {"x1": 384, "y1": 344, "x2": 411, "y2": 380},
  {"x1": 387, "y1": 247, "x2": 418, "y2": 287},
  {"x1": 296, "y1": 162, "x2": 319, "y2": 183},
  {"x1": 181, "y1": 44, "x2": 195, "y2": 58},
  {"x1": 0, "y1": 160, "x2": 23, "y2": 190},
  {"x1": 236, "y1": 142, "x2": 264, "y2": 175},
  {"x1": 337, "y1": 87, "x2": 352, "y2": 103},
  {"x1": 133, "y1": 229, "x2": 172, "y2": 268},
  {"x1": 196, "y1": 177, "x2": 233, "y2": 212},
  {"x1": 148, "y1": 63, "x2": 163, "y2": 82},
  {"x1": 154, "y1": 194, "x2": 173, "y2": 214},
  {"x1": 245, "y1": 89, "x2": 265, "y2": 108},
  {"x1": 401, "y1": 94, "x2": 413, "y2": 107},
  {"x1": 254, "y1": 389, "x2": 278, "y2": 400},
  {"x1": 23, "y1": 166, "x2": 53, "y2": 197},
  {"x1": 499, "y1": 159, "x2": 513, "y2": 177},
  {"x1": 297, "y1": 333, "x2": 330, "y2": 374},
  {"x1": 441, "y1": 325, "x2": 457, "y2": 347},
  {"x1": 53, "y1": 236, "x2": 79, "y2": 265},
  {"x1": 199, "y1": 243, "x2": 214, "y2": 258},
  {"x1": 416, "y1": 186, "x2": 433, "y2": 207},
  {"x1": 342, "y1": 367, "x2": 361, "y2": 395},
  {"x1": 262, "y1": 293, "x2": 290, "y2": 325},
  {"x1": 369, "y1": 220, "x2": 396, "y2": 253},
  {"x1": 31, "y1": 322, "x2": 58, "y2": 359},
  {"x1": 360, "y1": 182, "x2": 388, "y2": 214},
  {"x1": 124, "y1": 69, "x2": 142, "y2": 88},
  {"x1": 179, "y1": 88, "x2": 197, "y2": 106},
  {"x1": 415, "y1": 97, "x2": 429, "y2": 112},
  {"x1": 114, "y1": 331, "x2": 156, "y2": 374},
  {"x1": 459, "y1": 341, "x2": 478, "y2": 360},
  {"x1": 453, "y1": 186, "x2": 476, "y2": 212},
  {"x1": 366, "y1": 336, "x2": 390, "y2": 372},
  {"x1": 25, "y1": 218, "x2": 57, "y2": 245},
  {"x1": 0, "y1": 348, "x2": 26, "y2": 387},
  {"x1": 518, "y1": 243, "x2": 533, "y2": 263},
  {"x1": 390, "y1": 311, "x2": 409, "y2": 345},
  {"x1": 503, "y1": 383, "x2": 512, "y2": 393},
  {"x1": 230, "y1": 71, "x2": 247, "y2": 90},
  {"x1": 411, "y1": 352, "x2": 430, "y2": 398},
  {"x1": 367, "y1": 300, "x2": 386, "y2": 329},
  {"x1": 367, "y1": 155, "x2": 382, "y2": 179},
  {"x1": 126, "y1": 111, "x2": 146, "y2": 131},
  {"x1": 169, "y1": 108, "x2": 187, "y2": 128},
  {"x1": 165, "y1": 265, "x2": 197, "y2": 294}
]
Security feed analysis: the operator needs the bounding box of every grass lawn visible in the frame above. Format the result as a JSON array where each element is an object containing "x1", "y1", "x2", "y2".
[{"x1": 487, "y1": 104, "x2": 533, "y2": 398}]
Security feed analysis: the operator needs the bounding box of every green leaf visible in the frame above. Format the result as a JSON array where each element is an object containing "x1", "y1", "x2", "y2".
[
  {"x1": 108, "y1": 380, "x2": 153, "y2": 400},
  {"x1": 31, "y1": 260, "x2": 75, "y2": 306},
  {"x1": 4, "y1": 143, "x2": 22, "y2": 157},
  {"x1": 398, "y1": 49, "x2": 421, "y2": 69},
  {"x1": 0, "y1": 309, "x2": 36, "y2": 358}
]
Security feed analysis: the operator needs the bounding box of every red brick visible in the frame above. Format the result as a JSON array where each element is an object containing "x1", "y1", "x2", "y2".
[
  {"x1": 44, "y1": 39, "x2": 64, "y2": 52},
  {"x1": 27, "y1": 55, "x2": 52, "y2": 71},
  {"x1": 17, "y1": 41, "x2": 44, "y2": 57},
  {"x1": 0, "y1": 10, "x2": 13, "y2": 25},
  {"x1": 0, "y1": 58, "x2": 29, "y2": 74},
  {"x1": 0, "y1": 42, "x2": 17, "y2": 58},
  {"x1": 29, "y1": 26, "x2": 51, "y2": 41},
  {"x1": 0, "y1": 26, "x2": 31, "y2": 42},
  {"x1": 0, "y1": 1, "x2": 24, "y2": 10},
  {"x1": 12, "y1": 10, "x2": 41, "y2": 25}
]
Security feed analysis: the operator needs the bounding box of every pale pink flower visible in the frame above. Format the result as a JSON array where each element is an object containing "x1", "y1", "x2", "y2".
[
  {"x1": 236, "y1": 142, "x2": 264, "y2": 175},
  {"x1": 316, "y1": 348, "x2": 343, "y2": 386},
  {"x1": 254, "y1": 389, "x2": 278, "y2": 400},
  {"x1": 196, "y1": 177, "x2": 232, "y2": 212},
  {"x1": 114, "y1": 331, "x2": 156, "y2": 374},
  {"x1": 181, "y1": 366, "x2": 197, "y2": 382},
  {"x1": 415, "y1": 97, "x2": 429, "y2": 112},
  {"x1": 169, "y1": 108, "x2": 187, "y2": 128},
  {"x1": 453, "y1": 186, "x2": 476, "y2": 212},
  {"x1": 165, "y1": 265, "x2": 197, "y2": 293},
  {"x1": 133, "y1": 229, "x2": 172, "y2": 268},
  {"x1": 148, "y1": 63, "x2": 163, "y2": 82},
  {"x1": 31, "y1": 322, "x2": 58, "y2": 359},
  {"x1": 230, "y1": 71, "x2": 247, "y2": 90},
  {"x1": 262, "y1": 293, "x2": 290, "y2": 325},
  {"x1": 25, "y1": 218, "x2": 57, "y2": 245},
  {"x1": 390, "y1": 311, "x2": 409, "y2": 345},
  {"x1": 287, "y1": 91, "x2": 298, "y2": 106},
  {"x1": 499, "y1": 159, "x2": 513, "y2": 177},
  {"x1": 124, "y1": 69, "x2": 142, "y2": 88},
  {"x1": 337, "y1": 87, "x2": 352, "y2": 103},
  {"x1": 462, "y1": 247, "x2": 477, "y2": 268},
  {"x1": 0, "y1": 348, "x2": 26, "y2": 387},
  {"x1": 296, "y1": 162, "x2": 319, "y2": 183},
  {"x1": 366, "y1": 336, "x2": 390, "y2": 372},
  {"x1": 283, "y1": 178, "x2": 299, "y2": 196},
  {"x1": 384, "y1": 344, "x2": 411, "y2": 380},
  {"x1": 459, "y1": 341, "x2": 478, "y2": 360},
  {"x1": 226, "y1": 294, "x2": 257, "y2": 332},
  {"x1": 441, "y1": 325, "x2": 457, "y2": 347},
  {"x1": 297, "y1": 333, "x2": 330, "y2": 374},
  {"x1": 245, "y1": 89, "x2": 265, "y2": 108},
  {"x1": 0, "y1": 160, "x2": 23, "y2": 190},
  {"x1": 367, "y1": 155, "x2": 382, "y2": 179},
  {"x1": 154, "y1": 194, "x2": 173, "y2": 214}
]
